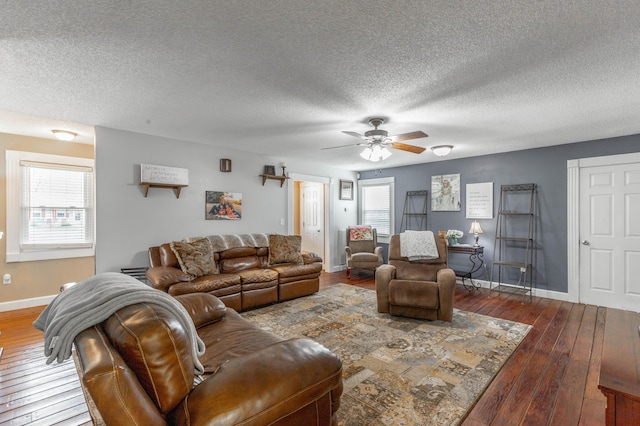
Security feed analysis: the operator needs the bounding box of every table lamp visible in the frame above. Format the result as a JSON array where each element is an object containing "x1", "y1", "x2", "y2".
[{"x1": 469, "y1": 221, "x2": 484, "y2": 247}]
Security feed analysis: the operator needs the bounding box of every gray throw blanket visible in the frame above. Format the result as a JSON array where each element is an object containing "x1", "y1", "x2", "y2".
[{"x1": 33, "y1": 272, "x2": 205, "y2": 375}]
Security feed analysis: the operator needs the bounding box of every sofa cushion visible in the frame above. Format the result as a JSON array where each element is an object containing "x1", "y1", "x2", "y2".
[
  {"x1": 168, "y1": 274, "x2": 241, "y2": 296},
  {"x1": 268, "y1": 234, "x2": 303, "y2": 265},
  {"x1": 237, "y1": 268, "x2": 279, "y2": 284},
  {"x1": 170, "y1": 237, "x2": 218, "y2": 279}
]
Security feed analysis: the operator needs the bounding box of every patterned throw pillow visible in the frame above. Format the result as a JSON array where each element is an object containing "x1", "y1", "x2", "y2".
[
  {"x1": 268, "y1": 234, "x2": 304, "y2": 265},
  {"x1": 349, "y1": 225, "x2": 373, "y2": 241},
  {"x1": 170, "y1": 237, "x2": 218, "y2": 279}
]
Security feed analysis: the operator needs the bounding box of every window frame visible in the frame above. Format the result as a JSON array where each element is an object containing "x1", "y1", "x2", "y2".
[
  {"x1": 6, "y1": 150, "x2": 95, "y2": 262},
  {"x1": 358, "y1": 177, "x2": 395, "y2": 244}
]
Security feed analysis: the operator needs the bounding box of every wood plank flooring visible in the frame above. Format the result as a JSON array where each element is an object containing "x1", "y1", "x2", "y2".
[{"x1": 0, "y1": 271, "x2": 609, "y2": 425}]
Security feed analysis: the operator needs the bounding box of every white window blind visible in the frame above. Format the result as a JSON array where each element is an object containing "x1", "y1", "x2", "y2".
[
  {"x1": 20, "y1": 160, "x2": 94, "y2": 249},
  {"x1": 359, "y1": 177, "x2": 394, "y2": 241}
]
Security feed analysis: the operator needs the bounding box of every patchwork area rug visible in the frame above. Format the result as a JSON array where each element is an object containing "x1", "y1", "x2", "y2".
[{"x1": 241, "y1": 284, "x2": 531, "y2": 426}]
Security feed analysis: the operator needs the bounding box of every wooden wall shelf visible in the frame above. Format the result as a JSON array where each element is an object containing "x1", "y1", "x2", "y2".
[
  {"x1": 140, "y1": 182, "x2": 188, "y2": 198},
  {"x1": 260, "y1": 174, "x2": 289, "y2": 187}
]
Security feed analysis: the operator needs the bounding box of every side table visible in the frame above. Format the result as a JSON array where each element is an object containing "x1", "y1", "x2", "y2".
[{"x1": 447, "y1": 244, "x2": 485, "y2": 290}]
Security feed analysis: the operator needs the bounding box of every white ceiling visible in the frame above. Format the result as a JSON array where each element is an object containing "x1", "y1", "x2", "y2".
[{"x1": 1, "y1": 1, "x2": 639, "y2": 171}]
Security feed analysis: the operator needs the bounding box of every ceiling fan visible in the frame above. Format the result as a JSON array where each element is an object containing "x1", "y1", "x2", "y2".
[{"x1": 323, "y1": 118, "x2": 428, "y2": 161}]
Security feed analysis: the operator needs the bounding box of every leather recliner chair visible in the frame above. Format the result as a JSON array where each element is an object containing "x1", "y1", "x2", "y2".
[{"x1": 375, "y1": 233, "x2": 456, "y2": 321}]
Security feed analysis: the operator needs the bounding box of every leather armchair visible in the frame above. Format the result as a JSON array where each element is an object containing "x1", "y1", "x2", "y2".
[
  {"x1": 345, "y1": 227, "x2": 384, "y2": 279},
  {"x1": 375, "y1": 233, "x2": 456, "y2": 321}
]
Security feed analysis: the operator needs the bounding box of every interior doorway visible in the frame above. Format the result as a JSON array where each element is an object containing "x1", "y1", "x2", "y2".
[
  {"x1": 299, "y1": 182, "x2": 324, "y2": 258},
  {"x1": 289, "y1": 174, "x2": 330, "y2": 271},
  {"x1": 568, "y1": 152, "x2": 640, "y2": 310}
]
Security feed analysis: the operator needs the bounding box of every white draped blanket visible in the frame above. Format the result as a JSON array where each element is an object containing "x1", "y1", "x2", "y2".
[{"x1": 400, "y1": 230, "x2": 439, "y2": 261}]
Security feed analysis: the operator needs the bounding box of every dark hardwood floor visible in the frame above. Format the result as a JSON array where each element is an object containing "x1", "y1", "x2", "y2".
[{"x1": 0, "y1": 271, "x2": 607, "y2": 425}]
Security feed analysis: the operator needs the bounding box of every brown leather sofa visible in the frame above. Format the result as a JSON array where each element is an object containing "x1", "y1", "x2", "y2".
[
  {"x1": 146, "y1": 234, "x2": 323, "y2": 312},
  {"x1": 375, "y1": 233, "x2": 456, "y2": 321},
  {"x1": 74, "y1": 292, "x2": 343, "y2": 425}
]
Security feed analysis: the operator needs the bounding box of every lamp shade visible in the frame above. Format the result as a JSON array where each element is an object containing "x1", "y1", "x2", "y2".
[{"x1": 469, "y1": 220, "x2": 483, "y2": 234}]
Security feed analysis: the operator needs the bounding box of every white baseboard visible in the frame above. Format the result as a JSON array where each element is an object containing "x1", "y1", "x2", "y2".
[
  {"x1": 331, "y1": 265, "x2": 347, "y2": 273},
  {"x1": 458, "y1": 278, "x2": 572, "y2": 302},
  {"x1": 0, "y1": 294, "x2": 56, "y2": 312}
]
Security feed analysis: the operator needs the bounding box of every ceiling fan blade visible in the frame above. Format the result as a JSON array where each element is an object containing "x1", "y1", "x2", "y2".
[
  {"x1": 390, "y1": 142, "x2": 426, "y2": 154},
  {"x1": 390, "y1": 130, "x2": 428, "y2": 142},
  {"x1": 321, "y1": 143, "x2": 363, "y2": 150},
  {"x1": 342, "y1": 130, "x2": 367, "y2": 139}
]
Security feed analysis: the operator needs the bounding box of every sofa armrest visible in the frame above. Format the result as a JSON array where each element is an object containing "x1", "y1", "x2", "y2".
[
  {"x1": 146, "y1": 266, "x2": 190, "y2": 292},
  {"x1": 168, "y1": 338, "x2": 342, "y2": 426},
  {"x1": 374, "y1": 246, "x2": 384, "y2": 260},
  {"x1": 436, "y1": 268, "x2": 457, "y2": 322},
  {"x1": 174, "y1": 293, "x2": 227, "y2": 328},
  {"x1": 375, "y1": 264, "x2": 396, "y2": 313},
  {"x1": 301, "y1": 250, "x2": 323, "y2": 264}
]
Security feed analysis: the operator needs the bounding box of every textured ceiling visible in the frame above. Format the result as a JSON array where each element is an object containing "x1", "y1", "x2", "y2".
[{"x1": 1, "y1": 1, "x2": 639, "y2": 171}]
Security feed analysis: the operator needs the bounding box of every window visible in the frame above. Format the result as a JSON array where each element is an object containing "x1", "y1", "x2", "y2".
[
  {"x1": 358, "y1": 177, "x2": 394, "y2": 243},
  {"x1": 6, "y1": 151, "x2": 94, "y2": 262}
]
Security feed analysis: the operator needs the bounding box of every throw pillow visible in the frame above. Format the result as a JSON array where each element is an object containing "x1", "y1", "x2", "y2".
[
  {"x1": 170, "y1": 237, "x2": 218, "y2": 279},
  {"x1": 349, "y1": 225, "x2": 373, "y2": 241},
  {"x1": 269, "y1": 234, "x2": 304, "y2": 265}
]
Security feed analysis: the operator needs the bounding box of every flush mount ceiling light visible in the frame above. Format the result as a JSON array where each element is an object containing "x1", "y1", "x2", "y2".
[
  {"x1": 360, "y1": 143, "x2": 392, "y2": 162},
  {"x1": 51, "y1": 129, "x2": 78, "y2": 141},
  {"x1": 431, "y1": 145, "x2": 453, "y2": 157}
]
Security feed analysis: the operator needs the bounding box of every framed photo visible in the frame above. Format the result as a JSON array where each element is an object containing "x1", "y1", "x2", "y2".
[
  {"x1": 263, "y1": 165, "x2": 276, "y2": 176},
  {"x1": 431, "y1": 174, "x2": 461, "y2": 211},
  {"x1": 340, "y1": 180, "x2": 354, "y2": 200},
  {"x1": 206, "y1": 191, "x2": 242, "y2": 220}
]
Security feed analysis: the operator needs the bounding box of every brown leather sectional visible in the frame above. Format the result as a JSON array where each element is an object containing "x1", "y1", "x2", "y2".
[
  {"x1": 146, "y1": 236, "x2": 323, "y2": 312},
  {"x1": 74, "y1": 292, "x2": 343, "y2": 425}
]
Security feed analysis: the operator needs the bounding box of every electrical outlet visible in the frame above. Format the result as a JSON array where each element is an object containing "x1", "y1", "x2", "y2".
[{"x1": 3, "y1": 274, "x2": 11, "y2": 284}]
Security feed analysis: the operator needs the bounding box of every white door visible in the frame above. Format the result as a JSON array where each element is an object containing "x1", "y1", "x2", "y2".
[
  {"x1": 301, "y1": 182, "x2": 324, "y2": 260},
  {"x1": 579, "y1": 160, "x2": 640, "y2": 310}
]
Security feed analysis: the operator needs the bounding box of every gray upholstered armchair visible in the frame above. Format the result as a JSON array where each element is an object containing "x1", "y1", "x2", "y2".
[
  {"x1": 345, "y1": 226, "x2": 384, "y2": 279},
  {"x1": 375, "y1": 233, "x2": 456, "y2": 321}
]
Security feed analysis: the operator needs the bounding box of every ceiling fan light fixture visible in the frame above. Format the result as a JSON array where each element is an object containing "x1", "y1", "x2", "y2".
[
  {"x1": 52, "y1": 129, "x2": 78, "y2": 141},
  {"x1": 431, "y1": 145, "x2": 453, "y2": 157},
  {"x1": 360, "y1": 143, "x2": 393, "y2": 162},
  {"x1": 380, "y1": 147, "x2": 392, "y2": 160},
  {"x1": 360, "y1": 147, "x2": 373, "y2": 160}
]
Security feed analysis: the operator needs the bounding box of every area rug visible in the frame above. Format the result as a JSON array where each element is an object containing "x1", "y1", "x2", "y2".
[{"x1": 241, "y1": 284, "x2": 531, "y2": 426}]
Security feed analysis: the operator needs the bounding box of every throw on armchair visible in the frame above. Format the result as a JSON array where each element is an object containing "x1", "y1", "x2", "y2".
[
  {"x1": 375, "y1": 232, "x2": 456, "y2": 321},
  {"x1": 345, "y1": 226, "x2": 384, "y2": 279}
]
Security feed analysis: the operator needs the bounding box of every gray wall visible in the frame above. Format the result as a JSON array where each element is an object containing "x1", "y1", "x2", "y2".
[
  {"x1": 95, "y1": 127, "x2": 357, "y2": 273},
  {"x1": 359, "y1": 134, "x2": 640, "y2": 293}
]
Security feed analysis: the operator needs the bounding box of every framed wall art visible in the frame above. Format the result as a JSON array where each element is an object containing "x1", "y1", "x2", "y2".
[
  {"x1": 340, "y1": 180, "x2": 354, "y2": 200},
  {"x1": 263, "y1": 165, "x2": 276, "y2": 176},
  {"x1": 206, "y1": 191, "x2": 242, "y2": 220},
  {"x1": 466, "y1": 182, "x2": 493, "y2": 218},
  {"x1": 431, "y1": 174, "x2": 461, "y2": 211}
]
